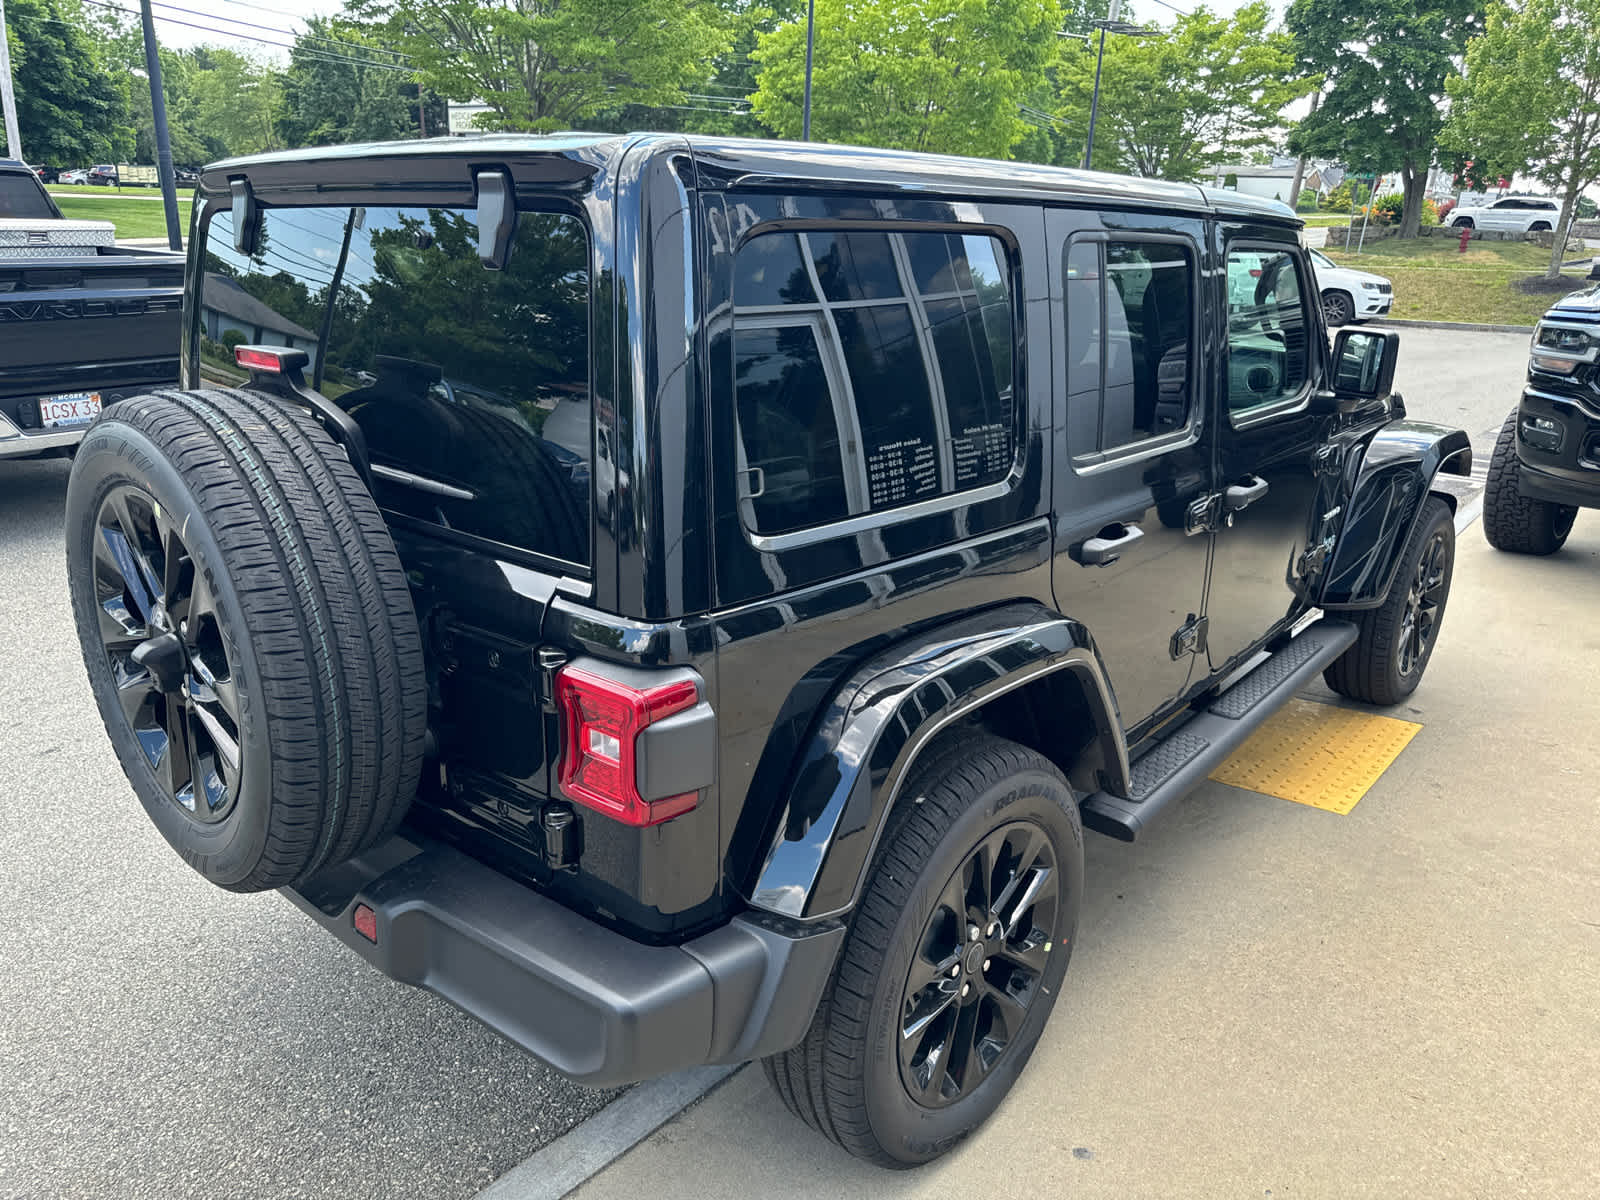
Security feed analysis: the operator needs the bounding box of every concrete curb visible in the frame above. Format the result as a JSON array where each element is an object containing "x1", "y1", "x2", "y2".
[
  {"x1": 1373, "y1": 317, "x2": 1535, "y2": 334},
  {"x1": 471, "y1": 1065, "x2": 742, "y2": 1200}
]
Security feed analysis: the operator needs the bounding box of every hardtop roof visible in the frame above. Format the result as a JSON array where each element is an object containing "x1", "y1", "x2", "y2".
[{"x1": 204, "y1": 132, "x2": 1299, "y2": 225}]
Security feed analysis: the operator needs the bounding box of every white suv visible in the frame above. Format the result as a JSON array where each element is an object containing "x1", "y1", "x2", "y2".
[
  {"x1": 1448, "y1": 195, "x2": 1561, "y2": 234},
  {"x1": 1308, "y1": 248, "x2": 1393, "y2": 326}
]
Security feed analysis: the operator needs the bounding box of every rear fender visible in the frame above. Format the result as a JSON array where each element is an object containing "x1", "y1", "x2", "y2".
[
  {"x1": 1317, "y1": 421, "x2": 1471, "y2": 610},
  {"x1": 747, "y1": 603, "x2": 1126, "y2": 921}
]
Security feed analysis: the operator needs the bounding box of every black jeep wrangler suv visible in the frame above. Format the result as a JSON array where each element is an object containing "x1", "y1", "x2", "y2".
[
  {"x1": 1484, "y1": 285, "x2": 1600, "y2": 554},
  {"x1": 64, "y1": 134, "x2": 1470, "y2": 1166}
]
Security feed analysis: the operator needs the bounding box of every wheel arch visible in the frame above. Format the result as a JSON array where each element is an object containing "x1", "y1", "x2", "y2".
[
  {"x1": 744, "y1": 602, "x2": 1126, "y2": 922},
  {"x1": 1317, "y1": 420, "x2": 1471, "y2": 611}
]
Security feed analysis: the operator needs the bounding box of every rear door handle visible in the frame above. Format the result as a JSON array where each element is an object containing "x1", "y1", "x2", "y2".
[
  {"x1": 1076, "y1": 521, "x2": 1144, "y2": 567},
  {"x1": 1225, "y1": 475, "x2": 1269, "y2": 512}
]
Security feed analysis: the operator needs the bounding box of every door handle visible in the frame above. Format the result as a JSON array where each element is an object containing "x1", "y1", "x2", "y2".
[
  {"x1": 1225, "y1": 475, "x2": 1269, "y2": 512},
  {"x1": 1076, "y1": 522, "x2": 1144, "y2": 567}
]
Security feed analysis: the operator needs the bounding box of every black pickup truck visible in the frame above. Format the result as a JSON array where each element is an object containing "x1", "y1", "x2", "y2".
[
  {"x1": 0, "y1": 159, "x2": 182, "y2": 461},
  {"x1": 1484, "y1": 285, "x2": 1600, "y2": 553},
  {"x1": 62, "y1": 134, "x2": 1470, "y2": 1168}
]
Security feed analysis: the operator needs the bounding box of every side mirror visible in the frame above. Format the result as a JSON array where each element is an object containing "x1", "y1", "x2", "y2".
[{"x1": 1329, "y1": 327, "x2": 1400, "y2": 402}]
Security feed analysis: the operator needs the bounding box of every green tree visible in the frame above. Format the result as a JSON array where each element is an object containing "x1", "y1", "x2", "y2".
[
  {"x1": 1048, "y1": 3, "x2": 1311, "y2": 180},
  {"x1": 4, "y1": 0, "x2": 126, "y2": 163},
  {"x1": 346, "y1": 0, "x2": 728, "y2": 132},
  {"x1": 1287, "y1": 0, "x2": 1483, "y2": 238},
  {"x1": 276, "y1": 17, "x2": 435, "y2": 148},
  {"x1": 749, "y1": 0, "x2": 1062, "y2": 159},
  {"x1": 1443, "y1": 0, "x2": 1600, "y2": 279},
  {"x1": 187, "y1": 48, "x2": 283, "y2": 156},
  {"x1": 605, "y1": 1, "x2": 800, "y2": 137}
]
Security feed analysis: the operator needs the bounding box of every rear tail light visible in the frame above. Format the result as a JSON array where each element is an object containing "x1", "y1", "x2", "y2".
[
  {"x1": 555, "y1": 664, "x2": 703, "y2": 826},
  {"x1": 234, "y1": 344, "x2": 310, "y2": 375}
]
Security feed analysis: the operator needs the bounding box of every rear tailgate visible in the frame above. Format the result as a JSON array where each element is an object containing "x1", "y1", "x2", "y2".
[{"x1": 0, "y1": 250, "x2": 184, "y2": 427}]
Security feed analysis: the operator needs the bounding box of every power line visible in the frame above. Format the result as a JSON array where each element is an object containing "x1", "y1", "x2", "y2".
[
  {"x1": 76, "y1": 0, "x2": 413, "y2": 73},
  {"x1": 155, "y1": 0, "x2": 412, "y2": 61}
]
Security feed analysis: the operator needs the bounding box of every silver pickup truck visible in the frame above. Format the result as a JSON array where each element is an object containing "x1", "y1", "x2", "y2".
[{"x1": 1, "y1": 159, "x2": 183, "y2": 461}]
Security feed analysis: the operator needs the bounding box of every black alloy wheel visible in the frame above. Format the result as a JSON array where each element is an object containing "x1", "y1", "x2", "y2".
[
  {"x1": 1323, "y1": 494, "x2": 1455, "y2": 705},
  {"x1": 763, "y1": 734, "x2": 1083, "y2": 1167},
  {"x1": 92, "y1": 483, "x2": 240, "y2": 823},
  {"x1": 1396, "y1": 528, "x2": 1449, "y2": 679},
  {"x1": 898, "y1": 821, "x2": 1057, "y2": 1107}
]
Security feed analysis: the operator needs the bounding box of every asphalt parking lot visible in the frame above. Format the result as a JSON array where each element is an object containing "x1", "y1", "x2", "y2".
[{"x1": 0, "y1": 327, "x2": 1554, "y2": 1199}]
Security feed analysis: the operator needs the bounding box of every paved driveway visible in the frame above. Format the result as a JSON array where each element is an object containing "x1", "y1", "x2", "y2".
[
  {"x1": 0, "y1": 461, "x2": 618, "y2": 1200},
  {"x1": 0, "y1": 328, "x2": 1540, "y2": 1200}
]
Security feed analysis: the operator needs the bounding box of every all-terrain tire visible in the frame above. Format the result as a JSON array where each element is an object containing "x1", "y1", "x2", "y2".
[
  {"x1": 65, "y1": 388, "x2": 427, "y2": 890},
  {"x1": 1323, "y1": 495, "x2": 1455, "y2": 705},
  {"x1": 1483, "y1": 408, "x2": 1577, "y2": 555},
  {"x1": 762, "y1": 733, "x2": 1084, "y2": 1167}
]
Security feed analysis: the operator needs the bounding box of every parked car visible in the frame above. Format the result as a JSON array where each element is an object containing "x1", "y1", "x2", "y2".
[
  {"x1": 31, "y1": 164, "x2": 60, "y2": 184},
  {"x1": 1308, "y1": 247, "x2": 1394, "y2": 326},
  {"x1": 1484, "y1": 286, "x2": 1600, "y2": 553},
  {"x1": 58, "y1": 167, "x2": 89, "y2": 185},
  {"x1": 174, "y1": 166, "x2": 200, "y2": 185},
  {"x1": 1448, "y1": 194, "x2": 1562, "y2": 234},
  {"x1": 87, "y1": 164, "x2": 118, "y2": 186},
  {"x1": 61, "y1": 135, "x2": 1471, "y2": 1167},
  {"x1": 0, "y1": 159, "x2": 183, "y2": 463}
]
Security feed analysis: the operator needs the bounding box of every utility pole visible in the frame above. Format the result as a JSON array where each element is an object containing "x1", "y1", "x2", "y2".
[
  {"x1": 1287, "y1": 91, "x2": 1321, "y2": 210},
  {"x1": 1082, "y1": 0, "x2": 1155, "y2": 171},
  {"x1": 0, "y1": 0, "x2": 23, "y2": 163},
  {"x1": 801, "y1": 0, "x2": 816, "y2": 141},
  {"x1": 138, "y1": 0, "x2": 182, "y2": 250}
]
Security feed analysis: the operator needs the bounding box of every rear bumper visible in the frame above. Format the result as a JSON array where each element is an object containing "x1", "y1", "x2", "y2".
[
  {"x1": 0, "y1": 410, "x2": 87, "y2": 458},
  {"x1": 285, "y1": 836, "x2": 844, "y2": 1087}
]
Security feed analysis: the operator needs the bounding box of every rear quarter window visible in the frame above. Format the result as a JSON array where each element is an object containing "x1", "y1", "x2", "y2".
[
  {"x1": 201, "y1": 205, "x2": 593, "y2": 569},
  {"x1": 729, "y1": 227, "x2": 1017, "y2": 536}
]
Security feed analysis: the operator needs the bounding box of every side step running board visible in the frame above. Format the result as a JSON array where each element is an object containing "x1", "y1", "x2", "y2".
[{"x1": 1080, "y1": 617, "x2": 1359, "y2": 841}]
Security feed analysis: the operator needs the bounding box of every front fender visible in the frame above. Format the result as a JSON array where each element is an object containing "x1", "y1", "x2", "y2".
[
  {"x1": 747, "y1": 603, "x2": 1125, "y2": 921},
  {"x1": 1317, "y1": 420, "x2": 1471, "y2": 610}
]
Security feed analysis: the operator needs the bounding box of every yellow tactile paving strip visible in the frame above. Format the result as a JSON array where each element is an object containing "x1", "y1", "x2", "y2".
[{"x1": 1208, "y1": 697, "x2": 1422, "y2": 814}]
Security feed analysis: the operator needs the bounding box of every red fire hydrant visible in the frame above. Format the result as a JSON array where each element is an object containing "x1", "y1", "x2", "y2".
[{"x1": 1459, "y1": 225, "x2": 1471, "y2": 253}]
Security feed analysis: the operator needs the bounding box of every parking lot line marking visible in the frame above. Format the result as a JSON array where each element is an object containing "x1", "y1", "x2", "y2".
[
  {"x1": 1208, "y1": 697, "x2": 1421, "y2": 814},
  {"x1": 473, "y1": 1065, "x2": 740, "y2": 1200}
]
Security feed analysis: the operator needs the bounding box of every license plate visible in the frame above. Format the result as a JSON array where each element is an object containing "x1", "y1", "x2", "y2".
[{"x1": 38, "y1": 392, "x2": 102, "y2": 428}]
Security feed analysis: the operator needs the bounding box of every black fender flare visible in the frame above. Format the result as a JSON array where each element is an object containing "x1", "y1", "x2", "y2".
[
  {"x1": 746, "y1": 602, "x2": 1127, "y2": 921},
  {"x1": 1317, "y1": 420, "x2": 1472, "y2": 610}
]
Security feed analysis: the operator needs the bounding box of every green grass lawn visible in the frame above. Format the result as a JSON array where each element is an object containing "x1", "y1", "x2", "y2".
[
  {"x1": 1322, "y1": 236, "x2": 1582, "y2": 326},
  {"x1": 50, "y1": 194, "x2": 192, "y2": 241},
  {"x1": 47, "y1": 183, "x2": 188, "y2": 198}
]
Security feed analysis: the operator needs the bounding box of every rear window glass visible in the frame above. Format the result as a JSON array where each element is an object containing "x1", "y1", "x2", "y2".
[
  {"x1": 201, "y1": 205, "x2": 591, "y2": 567},
  {"x1": 731, "y1": 228, "x2": 1016, "y2": 536},
  {"x1": 0, "y1": 172, "x2": 56, "y2": 220}
]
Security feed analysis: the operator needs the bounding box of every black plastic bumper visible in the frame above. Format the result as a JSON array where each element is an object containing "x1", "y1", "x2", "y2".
[
  {"x1": 1516, "y1": 387, "x2": 1600, "y2": 508},
  {"x1": 285, "y1": 836, "x2": 844, "y2": 1087}
]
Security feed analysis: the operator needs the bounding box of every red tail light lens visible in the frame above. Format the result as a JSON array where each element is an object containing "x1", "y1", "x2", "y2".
[
  {"x1": 235, "y1": 345, "x2": 289, "y2": 372},
  {"x1": 555, "y1": 665, "x2": 700, "y2": 826}
]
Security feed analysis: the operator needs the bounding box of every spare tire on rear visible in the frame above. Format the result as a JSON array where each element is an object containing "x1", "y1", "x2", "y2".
[{"x1": 65, "y1": 387, "x2": 426, "y2": 891}]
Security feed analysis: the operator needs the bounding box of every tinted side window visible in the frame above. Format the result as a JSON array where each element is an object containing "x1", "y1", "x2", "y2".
[
  {"x1": 1225, "y1": 248, "x2": 1310, "y2": 416},
  {"x1": 203, "y1": 206, "x2": 592, "y2": 567},
  {"x1": 731, "y1": 228, "x2": 1016, "y2": 536},
  {"x1": 1063, "y1": 239, "x2": 1194, "y2": 457}
]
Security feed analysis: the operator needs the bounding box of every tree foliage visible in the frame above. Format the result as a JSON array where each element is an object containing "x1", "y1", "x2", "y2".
[
  {"x1": 1443, "y1": 0, "x2": 1600, "y2": 278},
  {"x1": 748, "y1": 0, "x2": 1062, "y2": 159},
  {"x1": 1287, "y1": 0, "x2": 1483, "y2": 238},
  {"x1": 276, "y1": 18, "x2": 439, "y2": 147},
  {"x1": 1047, "y1": 2, "x2": 1311, "y2": 179},
  {"x1": 4, "y1": 0, "x2": 126, "y2": 163},
  {"x1": 345, "y1": 0, "x2": 728, "y2": 132}
]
